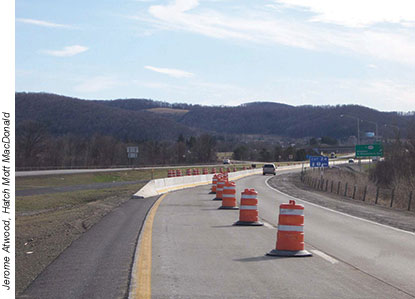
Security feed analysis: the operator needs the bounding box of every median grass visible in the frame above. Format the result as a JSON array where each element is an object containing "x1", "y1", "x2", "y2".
[
  {"x1": 16, "y1": 165, "x2": 255, "y2": 190},
  {"x1": 16, "y1": 169, "x2": 160, "y2": 190}
]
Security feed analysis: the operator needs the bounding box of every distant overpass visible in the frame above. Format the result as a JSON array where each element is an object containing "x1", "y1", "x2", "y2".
[{"x1": 313, "y1": 145, "x2": 355, "y2": 153}]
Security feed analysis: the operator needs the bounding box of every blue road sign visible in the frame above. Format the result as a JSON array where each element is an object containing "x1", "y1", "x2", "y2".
[{"x1": 310, "y1": 156, "x2": 329, "y2": 168}]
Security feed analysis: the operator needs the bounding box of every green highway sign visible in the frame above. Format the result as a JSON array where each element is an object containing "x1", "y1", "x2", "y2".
[{"x1": 355, "y1": 144, "x2": 383, "y2": 157}]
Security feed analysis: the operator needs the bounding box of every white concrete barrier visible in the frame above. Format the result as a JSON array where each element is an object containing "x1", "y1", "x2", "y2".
[
  {"x1": 132, "y1": 163, "x2": 310, "y2": 199},
  {"x1": 133, "y1": 169, "x2": 262, "y2": 198}
]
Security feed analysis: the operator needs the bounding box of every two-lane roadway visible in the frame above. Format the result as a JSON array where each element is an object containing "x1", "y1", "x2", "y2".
[{"x1": 139, "y1": 170, "x2": 415, "y2": 298}]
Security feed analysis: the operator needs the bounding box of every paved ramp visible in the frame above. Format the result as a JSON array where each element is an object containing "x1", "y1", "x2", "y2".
[{"x1": 143, "y1": 174, "x2": 415, "y2": 298}]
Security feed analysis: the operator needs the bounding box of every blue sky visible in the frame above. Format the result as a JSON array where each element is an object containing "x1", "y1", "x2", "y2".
[{"x1": 15, "y1": 0, "x2": 415, "y2": 112}]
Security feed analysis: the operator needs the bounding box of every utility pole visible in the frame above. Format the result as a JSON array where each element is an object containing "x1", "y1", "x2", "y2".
[{"x1": 340, "y1": 114, "x2": 361, "y2": 145}]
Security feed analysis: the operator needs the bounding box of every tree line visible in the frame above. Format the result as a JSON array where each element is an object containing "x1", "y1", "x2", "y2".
[
  {"x1": 17, "y1": 92, "x2": 413, "y2": 143},
  {"x1": 16, "y1": 121, "x2": 218, "y2": 169}
]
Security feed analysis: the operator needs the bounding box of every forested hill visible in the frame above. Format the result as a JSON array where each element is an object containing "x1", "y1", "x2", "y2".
[
  {"x1": 179, "y1": 103, "x2": 409, "y2": 138},
  {"x1": 15, "y1": 92, "x2": 196, "y2": 141},
  {"x1": 16, "y1": 92, "x2": 412, "y2": 141}
]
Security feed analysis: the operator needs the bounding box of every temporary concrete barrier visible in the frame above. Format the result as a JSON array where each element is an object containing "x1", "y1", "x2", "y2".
[{"x1": 133, "y1": 169, "x2": 262, "y2": 199}]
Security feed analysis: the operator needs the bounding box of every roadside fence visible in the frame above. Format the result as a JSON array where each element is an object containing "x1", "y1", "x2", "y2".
[{"x1": 301, "y1": 171, "x2": 413, "y2": 212}]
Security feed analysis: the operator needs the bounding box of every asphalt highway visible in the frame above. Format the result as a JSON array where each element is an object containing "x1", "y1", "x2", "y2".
[
  {"x1": 19, "y1": 169, "x2": 415, "y2": 298},
  {"x1": 20, "y1": 196, "x2": 159, "y2": 299},
  {"x1": 148, "y1": 172, "x2": 415, "y2": 298},
  {"x1": 15, "y1": 164, "x2": 239, "y2": 177}
]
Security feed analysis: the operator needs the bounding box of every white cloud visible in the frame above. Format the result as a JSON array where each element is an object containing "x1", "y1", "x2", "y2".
[
  {"x1": 268, "y1": 78, "x2": 415, "y2": 112},
  {"x1": 274, "y1": 0, "x2": 415, "y2": 28},
  {"x1": 74, "y1": 76, "x2": 122, "y2": 93},
  {"x1": 144, "y1": 65, "x2": 194, "y2": 78},
  {"x1": 16, "y1": 18, "x2": 72, "y2": 28},
  {"x1": 360, "y1": 79, "x2": 415, "y2": 111},
  {"x1": 42, "y1": 45, "x2": 88, "y2": 57},
  {"x1": 140, "y1": 0, "x2": 415, "y2": 66}
]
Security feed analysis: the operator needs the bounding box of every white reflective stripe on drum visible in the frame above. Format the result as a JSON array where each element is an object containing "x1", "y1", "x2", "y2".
[
  {"x1": 223, "y1": 187, "x2": 235, "y2": 190},
  {"x1": 216, "y1": 188, "x2": 223, "y2": 191},
  {"x1": 222, "y1": 194, "x2": 235, "y2": 198},
  {"x1": 240, "y1": 205, "x2": 257, "y2": 210},
  {"x1": 241, "y1": 195, "x2": 257, "y2": 199},
  {"x1": 279, "y1": 209, "x2": 304, "y2": 216},
  {"x1": 278, "y1": 225, "x2": 303, "y2": 232}
]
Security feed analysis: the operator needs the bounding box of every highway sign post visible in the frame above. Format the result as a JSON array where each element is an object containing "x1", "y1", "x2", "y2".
[
  {"x1": 309, "y1": 156, "x2": 329, "y2": 168},
  {"x1": 355, "y1": 144, "x2": 383, "y2": 158},
  {"x1": 127, "y1": 146, "x2": 139, "y2": 167},
  {"x1": 127, "y1": 146, "x2": 139, "y2": 158}
]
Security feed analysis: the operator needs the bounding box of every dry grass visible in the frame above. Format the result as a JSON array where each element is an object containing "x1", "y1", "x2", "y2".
[
  {"x1": 16, "y1": 169, "x2": 164, "y2": 190},
  {"x1": 303, "y1": 167, "x2": 413, "y2": 211},
  {"x1": 15, "y1": 182, "x2": 144, "y2": 295}
]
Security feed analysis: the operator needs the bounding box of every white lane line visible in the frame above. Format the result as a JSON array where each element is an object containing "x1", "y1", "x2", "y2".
[
  {"x1": 264, "y1": 176, "x2": 415, "y2": 236},
  {"x1": 311, "y1": 250, "x2": 339, "y2": 264}
]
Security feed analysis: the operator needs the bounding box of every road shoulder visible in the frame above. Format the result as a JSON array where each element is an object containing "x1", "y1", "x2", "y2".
[
  {"x1": 268, "y1": 172, "x2": 415, "y2": 233},
  {"x1": 18, "y1": 195, "x2": 158, "y2": 299}
]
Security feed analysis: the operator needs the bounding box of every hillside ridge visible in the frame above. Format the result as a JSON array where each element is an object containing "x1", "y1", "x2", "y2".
[{"x1": 15, "y1": 92, "x2": 411, "y2": 141}]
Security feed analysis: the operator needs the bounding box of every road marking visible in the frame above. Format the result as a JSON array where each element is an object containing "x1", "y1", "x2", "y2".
[
  {"x1": 130, "y1": 193, "x2": 168, "y2": 299},
  {"x1": 264, "y1": 176, "x2": 415, "y2": 236},
  {"x1": 311, "y1": 250, "x2": 339, "y2": 264}
]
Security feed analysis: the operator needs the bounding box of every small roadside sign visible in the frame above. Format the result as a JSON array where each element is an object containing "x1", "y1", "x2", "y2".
[
  {"x1": 127, "y1": 146, "x2": 139, "y2": 159},
  {"x1": 355, "y1": 144, "x2": 383, "y2": 157},
  {"x1": 309, "y1": 156, "x2": 329, "y2": 168}
]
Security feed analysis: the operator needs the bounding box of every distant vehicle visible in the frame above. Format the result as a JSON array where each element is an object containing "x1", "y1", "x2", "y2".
[
  {"x1": 330, "y1": 152, "x2": 337, "y2": 158},
  {"x1": 223, "y1": 159, "x2": 231, "y2": 164},
  {"x1": 348, "y1": 159, "x2": 354, "y2": 163},
  {"x1": 263, "y1": 163, "x2": 276, "y2": 175},
  {"x1": 372, "y1": 157, "x2": 378, "y2": 162}
]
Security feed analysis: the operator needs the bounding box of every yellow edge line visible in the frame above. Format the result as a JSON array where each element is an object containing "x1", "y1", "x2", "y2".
[
  {"x1": 130, "y1": 193, "x2": 168, "y2": 299},
  {"x1": 130, "y1": 170, "x2": 261, "y2": 298}
]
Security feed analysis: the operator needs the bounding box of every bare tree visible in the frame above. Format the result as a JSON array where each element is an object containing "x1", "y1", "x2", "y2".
[{"x1": 16, "y1": 120, "x2": 48, "y2": 167}]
